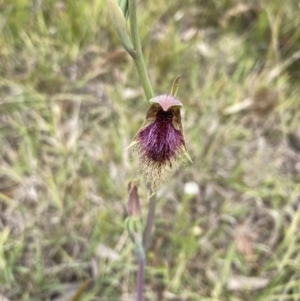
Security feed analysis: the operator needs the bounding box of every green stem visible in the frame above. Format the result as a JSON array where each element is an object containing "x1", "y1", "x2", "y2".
[
  {"x1": 135, "y1": 238, "x2": 145, "y2": 301},
  {"x1": 143, "y1": 188, "x2": 156, "y2": 250},
  {"x1": 136, "y1": 258, "x2": 145, "y2": 301},
  {"x1": 128, "y1": 0, "x2": 154, "y2": 101}
]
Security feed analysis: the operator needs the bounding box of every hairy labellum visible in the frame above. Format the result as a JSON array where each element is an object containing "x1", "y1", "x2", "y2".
[{"x1": 131, "y1": 94, "x2": 191, "y2": 191}]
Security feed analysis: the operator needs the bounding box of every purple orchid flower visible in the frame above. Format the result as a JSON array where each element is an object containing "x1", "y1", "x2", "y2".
[{"x1": 130, "y1": 94, "x2": 191, "y2": 191}]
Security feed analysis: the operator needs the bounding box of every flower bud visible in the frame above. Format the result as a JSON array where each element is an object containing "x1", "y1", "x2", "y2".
[
  {"x1": 127, "y1": 181, "x2": 141, "y2": 218},
  {"x1": 106, "y1": 0, "x2": 134, "y2": 53}
]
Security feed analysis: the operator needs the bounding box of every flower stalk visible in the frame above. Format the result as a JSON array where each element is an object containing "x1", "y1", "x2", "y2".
[
  {"x1": 136, "y1": 243, "x2": 145, "y2": 301},
  {"x1": 106, "y1": 0, "x2": 134, "y2": 54},
  {"x1": 143, "y1": 190, "x2": 156, "y2": 250},
  {"x1": 126, "y1": 182, "x2": 146, "y2": 301},
  {"x1": 107, "y1": 1, "x2": 191, "y2": 300},
  {"x1": 128, "y1": 0, "x2": 154, "y2": 101},
  {"x1": 107, "y1": 0, "x2": 154, "y2": 101}
]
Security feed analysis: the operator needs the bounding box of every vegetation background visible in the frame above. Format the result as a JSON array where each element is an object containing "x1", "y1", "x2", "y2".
[{"x1": 1, "y1": 0, "x2": 300, "y2": 300}]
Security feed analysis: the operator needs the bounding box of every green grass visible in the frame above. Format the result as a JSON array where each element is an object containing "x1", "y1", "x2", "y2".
[{"x1": 1, "y1": 0, "x2": 300, "y2": 300}]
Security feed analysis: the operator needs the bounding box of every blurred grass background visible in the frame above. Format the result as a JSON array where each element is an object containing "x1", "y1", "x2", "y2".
[{"x1": 1, "y1": 0, "x2": 300, "y2": 300}]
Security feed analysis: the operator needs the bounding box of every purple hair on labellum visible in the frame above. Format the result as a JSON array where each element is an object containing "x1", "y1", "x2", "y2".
[{"x1": 131, "y1": 94, "x2": 191, "y2": 191}]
